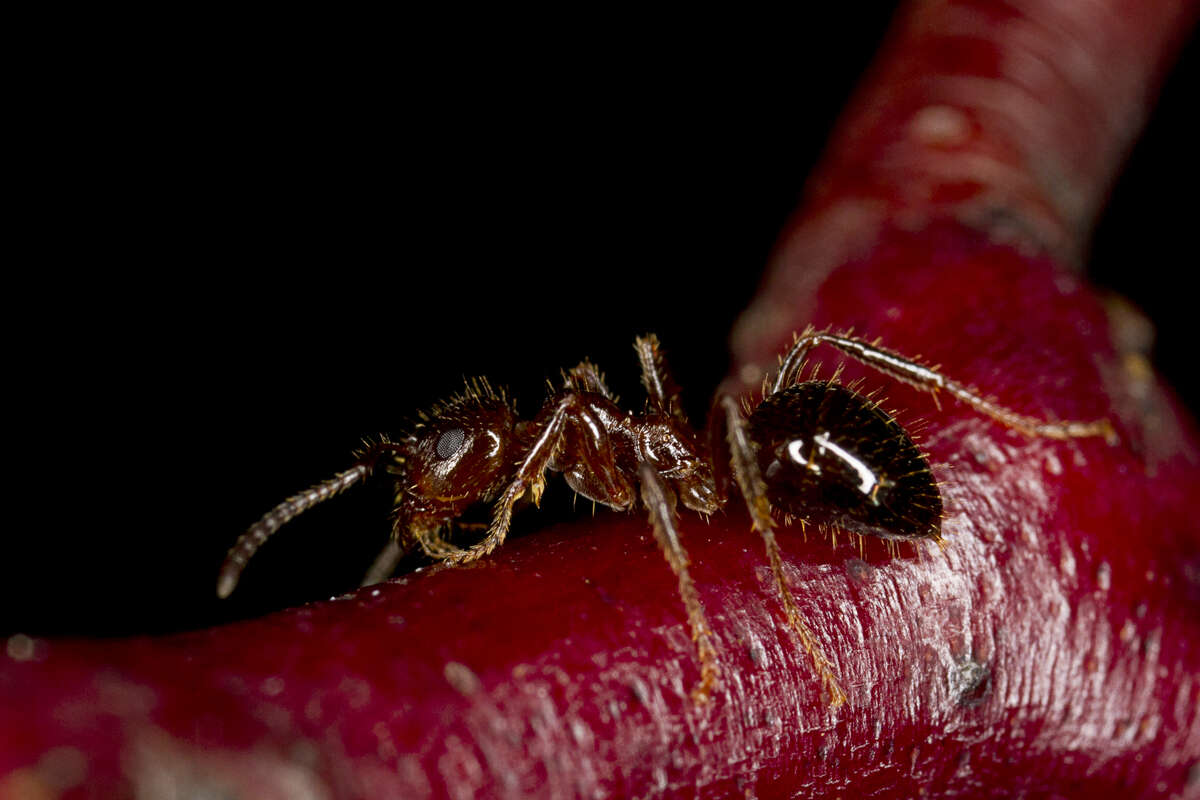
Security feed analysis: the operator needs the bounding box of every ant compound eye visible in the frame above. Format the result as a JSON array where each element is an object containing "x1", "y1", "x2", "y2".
[{"x1": 436, "y1": 427, "x2": 467, "y2": 460}]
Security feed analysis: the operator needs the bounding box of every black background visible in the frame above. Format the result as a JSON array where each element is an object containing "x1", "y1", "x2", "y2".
[{"x1": 6, "y1": 9, "x2": 1196, "y2": 637}]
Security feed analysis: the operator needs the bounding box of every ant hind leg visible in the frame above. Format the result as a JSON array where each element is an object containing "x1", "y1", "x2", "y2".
[
  {"x1": 774, "y1": 330, "x2": 1116, "y2": 443},
  {"x1": 718, "y1": 395, "x2": 848, "y2": 707}
]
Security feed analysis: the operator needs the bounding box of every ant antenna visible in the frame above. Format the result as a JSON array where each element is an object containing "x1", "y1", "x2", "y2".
[{"x1": 216, "y1": 443, "x2": 404, "y2": 599}]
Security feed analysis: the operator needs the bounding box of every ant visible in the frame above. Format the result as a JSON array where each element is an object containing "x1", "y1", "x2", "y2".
[{"x1": 217, "y1": 330, "x2": 1115, "y2": 705}]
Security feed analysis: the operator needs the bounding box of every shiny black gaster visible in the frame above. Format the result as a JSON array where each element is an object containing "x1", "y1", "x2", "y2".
[{"x1": 749, "y1": 381, "x2": 941, "y2": 540}]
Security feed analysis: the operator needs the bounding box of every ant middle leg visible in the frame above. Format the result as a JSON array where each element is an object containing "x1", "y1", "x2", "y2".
[
  {"x1": 638, "y1": 463, "x2": 720, "y2": 703},
  {"x1": 773, "y1": 329, "x2": 1116, "y2": 442},
  {"x1": 715, "y1": 394, "x2": 848, "y2": 706},
  {"x1": 635, "y1": 334, "x2": 688, "y2": 422},
  {"x1": 563, "y1": 360, "x2": 615, "y2": 399}
]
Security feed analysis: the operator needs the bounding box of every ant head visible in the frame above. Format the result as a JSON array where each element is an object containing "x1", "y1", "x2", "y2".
[{"x1": 405, "y1": 393, "x2": 517, "y2": 510}]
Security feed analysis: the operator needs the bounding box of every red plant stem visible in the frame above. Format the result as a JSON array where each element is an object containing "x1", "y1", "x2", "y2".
[
  {"x1": 733, "y1": 0, "x2": 1198, "y2": 373},
  {"x1": 4, "y1": 2, "x2": 1199, "y2": 798}
]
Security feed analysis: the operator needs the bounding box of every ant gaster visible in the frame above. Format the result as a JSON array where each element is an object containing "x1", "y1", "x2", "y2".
[{"x1": 218, "y1": 330, "x2": 1115, "y2": 705}]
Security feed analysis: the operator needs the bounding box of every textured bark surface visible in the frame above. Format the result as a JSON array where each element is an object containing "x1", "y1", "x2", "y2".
[{"x1": 4, "y1": 1, "x2": 1199, "y2": 798}]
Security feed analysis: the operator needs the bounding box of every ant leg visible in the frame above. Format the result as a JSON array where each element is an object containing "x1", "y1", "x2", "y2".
[
  {"x1": 217, "y1": 441, "x2": 407, "y2": 599},
  {"x1": 413, "y1": 525, "x2": 472, "y2": 559},
  {"x1": 363, "y1": 520, "x2": 490, "y2": 586},
  {"x1": 361, "y1": 515, "x2": 430, "y2": 587},
  {"x1": 564, "y1": 360, "x2": 615, "y2": 400},
  {"x1": 635, "y1": 334, "x2": 688, "y2": 423},
  {"x1": 440, "y1": 393, "x2": 629, "y2": 567},
  {"x1": 362, "y1": 540, "x2": 405, "y2": 587},
  {"x1": 774, "y1": 329, "x2": 1116, "y2": 442},
  {"x1": 638, "y1": 462, "x2": 720, "y2": 703},
  {"x1": 718, "y1": 394, "x2": 848, "y2": 706},
  {"x1": 437, "y1": 409, "x2": 568, "y2": 566}
]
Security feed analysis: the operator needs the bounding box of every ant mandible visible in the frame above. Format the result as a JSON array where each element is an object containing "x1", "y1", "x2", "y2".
[{"x1": 217, "y1": 330, "x2": 1115, "y2": 705}]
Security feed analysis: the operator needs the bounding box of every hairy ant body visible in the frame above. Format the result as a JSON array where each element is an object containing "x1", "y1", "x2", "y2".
[{"x1": 218, "y1": 331, "x2": 1115, "y2": 704}]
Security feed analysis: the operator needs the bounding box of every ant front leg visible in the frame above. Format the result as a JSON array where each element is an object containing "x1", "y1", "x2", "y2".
[
  {"x1": 775, "y1": 329, "x2": 1116, "y2": 443},
  {"x1": 438, "y1": 392, "x2": 625, "y2": 567},
  {"x1": 361, "y1": 523, "x2": 478, "y2": 586},
  {"x1": 638, "y1": 463, "x2": 720, "y2": 703},
  {"x1": 714, "y1": 394, "x2": 848, "y2": 706},
  {"x1": 414, "y1": 523, "x2": 493, "y2": 560}
]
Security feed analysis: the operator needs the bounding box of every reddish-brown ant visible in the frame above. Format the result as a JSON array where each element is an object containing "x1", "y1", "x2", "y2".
[{"x1": 217, "y1": 330, "x2": 1115, "y2": 705}]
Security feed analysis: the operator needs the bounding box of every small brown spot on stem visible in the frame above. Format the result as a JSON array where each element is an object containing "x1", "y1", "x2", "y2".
[
  {"x1": 950, "y1": 658, "x2": 992, "y2": 708},
  {"x1": 910, "y1": 105, "x2": 972, "y2": 148},
  {"x1": 6, "y1": 634, "x2": 35, "y2": 661},
  {"x1": 845, "y1": 558, "x2": 873, "y2": 583},
  {"x1": 444, "y1": 661, "x2": 482, "y2": 696}
]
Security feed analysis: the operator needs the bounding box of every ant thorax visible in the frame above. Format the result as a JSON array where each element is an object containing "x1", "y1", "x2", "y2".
[
  {"x1": 542, "y1": 392, "x2": 640, "y2": 512},
  {"x1": 633, "y1": 416, "x2": 719, "y2": 514}
]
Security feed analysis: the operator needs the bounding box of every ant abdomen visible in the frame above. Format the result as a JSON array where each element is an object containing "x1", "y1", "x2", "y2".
[{"x1": 748, "y1": 381, "x2": 942, "y2": 541}]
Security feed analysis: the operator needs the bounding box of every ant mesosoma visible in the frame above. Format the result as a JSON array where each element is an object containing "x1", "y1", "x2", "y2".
[{"x1": 217, "y1": 330, "x2": 1115, "y2": 705}]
